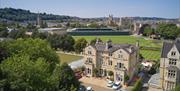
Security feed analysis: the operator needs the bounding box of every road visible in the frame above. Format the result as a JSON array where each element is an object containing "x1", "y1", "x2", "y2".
[{"x1": 82, "y1": 83, "x2": 113, "y2": 91}]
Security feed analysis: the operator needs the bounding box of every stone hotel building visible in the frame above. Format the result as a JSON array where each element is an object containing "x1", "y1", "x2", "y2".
[
  {"x1": 83, "y1": 39, "x2": 139, "y2": 84},
  {"x1": 160, "y1": 38, "x2": 180, "y2": 91}
]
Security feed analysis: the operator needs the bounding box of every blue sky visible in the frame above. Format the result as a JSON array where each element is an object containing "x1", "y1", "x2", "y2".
[{"x1": 0, "y1": 0, "x2": 180, "y2": 18}]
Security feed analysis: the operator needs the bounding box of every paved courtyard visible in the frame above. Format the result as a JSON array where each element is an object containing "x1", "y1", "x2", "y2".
[
  {"x1": 82, "y1": 83, "x2": 113, "y2": 91},
  {"x1": 79, "y1": 76, "x2": 110, "y2": 89},
  {"x1": 79, "y1": 76, "x2": 130, "y2": 91}
]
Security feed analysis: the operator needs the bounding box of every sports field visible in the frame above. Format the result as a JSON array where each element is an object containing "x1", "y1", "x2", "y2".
[{"x1": 73, "y1": 36, "x2": 162, "y2": 60}]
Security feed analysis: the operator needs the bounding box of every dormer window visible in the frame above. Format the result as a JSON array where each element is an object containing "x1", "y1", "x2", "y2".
[{"x1": 171, "y1": 51, "x2": 176, "y2": 56}]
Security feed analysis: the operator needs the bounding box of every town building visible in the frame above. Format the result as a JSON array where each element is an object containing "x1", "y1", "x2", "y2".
[
  {"x1": 83, "y1": 39, "x2": 139, "y2": 84},
  {"x1": 160, "y1": 38, "x2": 180, "y2": 91}
]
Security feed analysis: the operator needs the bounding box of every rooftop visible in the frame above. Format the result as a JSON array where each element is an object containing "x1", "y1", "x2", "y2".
[{"x1": 148, "y1": 73, "x2": 161, "y2": 88}]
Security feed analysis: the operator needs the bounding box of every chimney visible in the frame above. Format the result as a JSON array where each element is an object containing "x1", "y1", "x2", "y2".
[
  {"x1": 105, "y1": 39, "x2": 112, "y2": 50},
  {"x1": 96, "y1": 38, "x2": 101, "y2": 44}
]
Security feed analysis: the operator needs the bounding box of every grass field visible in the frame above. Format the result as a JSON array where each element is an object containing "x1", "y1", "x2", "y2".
[
  {"x1": 73, "y1": 36, "x2": 162, "y2": 48},
  {"x1": 140, "y1": 50, "x2": 161, "y2": 60},
  {"x1": 58, "y1": 53, "x2": 83, "y2": 64},
  {"x1": 73, "y1": 36, "x2": 162, "y2": 60}
]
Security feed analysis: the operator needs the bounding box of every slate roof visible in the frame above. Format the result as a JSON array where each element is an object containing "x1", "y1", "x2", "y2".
[
  {"x1": 161, "y1": 38, "x2": 180, "y2": 58},
  {"x1": 91, "y1": 43, "x2": 137, "y2": 54}
]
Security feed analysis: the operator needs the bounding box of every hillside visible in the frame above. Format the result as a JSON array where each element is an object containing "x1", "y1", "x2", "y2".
[{"x1": 0, "y1": 8, "x2": 75, "y2": 22}]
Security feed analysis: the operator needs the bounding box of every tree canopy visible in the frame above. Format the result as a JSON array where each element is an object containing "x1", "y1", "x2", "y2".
[
  {"x1": 0, "y1": 38, "x2": 80, "y2": 91},
  {"x1": 3, "y1": 38, "x2": 59, "y2": 69},
  {"x1": 74, "y1": 38, "x2": 87, "y2": 53},
  {"x1": 156, "y1": 23, "x2": 180, "y2": 39}
]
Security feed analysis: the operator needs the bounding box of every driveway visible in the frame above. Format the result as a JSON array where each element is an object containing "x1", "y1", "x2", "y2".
[
  {"x1": 82, "y1": 83, "x2": 113, "y2": 91},
  {"x1": 68, "y1": 58, "x2": 84, "y2": 69}
]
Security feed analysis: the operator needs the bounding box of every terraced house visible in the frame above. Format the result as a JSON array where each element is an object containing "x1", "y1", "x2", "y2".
[
  {"x1": 160, "y1": 38, "x2": 180, "y2": 91},
  {"x1": 83, "y1": 39, "x2": 139, "y2": 84}
]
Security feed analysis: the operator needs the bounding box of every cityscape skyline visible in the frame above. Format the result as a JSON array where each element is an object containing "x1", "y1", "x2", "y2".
[{"x1": 0, "y1": 0, "x2": 180, "y2": 18}]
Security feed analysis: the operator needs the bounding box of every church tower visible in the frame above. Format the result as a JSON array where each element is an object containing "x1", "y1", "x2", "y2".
[{"x1": 36, "y1": 13, "x2": 43, "y2": 28}]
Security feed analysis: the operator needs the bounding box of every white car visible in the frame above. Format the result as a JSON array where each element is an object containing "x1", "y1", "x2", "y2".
[
  {"x1": 107, "y1": 80, "x2": 114, "y2": 87},
  {"x1": 112, "y1": 81, "x2": 121, "y2": 90},
  {"x1": 86, "y1": 86, "x2": 92, "y2": 91}
]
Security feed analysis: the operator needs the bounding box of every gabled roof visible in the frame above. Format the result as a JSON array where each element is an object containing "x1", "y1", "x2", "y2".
[
  {"x1": 161, "y1": 38, "x2": 180, "y2": 58},
  {"x1": 90, "y1": 43, "x2": 137, "y2": 54}
]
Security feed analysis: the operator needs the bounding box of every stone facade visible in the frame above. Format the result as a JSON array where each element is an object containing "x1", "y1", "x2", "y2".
[
  {"x1": 160, "y1": 38, "x2": 180, "y2": 91},
  {"x1": 83, "y1": 39, "x2": 139, "y2": 84}
]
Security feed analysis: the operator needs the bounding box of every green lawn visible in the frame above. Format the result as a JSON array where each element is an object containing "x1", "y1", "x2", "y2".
[
  {"x1": 73, "y1": 36, "x2": 162, "y2": 60},
  {"x1": 140, "y1": 50, "x2": 161, "y2": 60},
  {"x1": 58, "y1": 53, "x2": 83, "y2": 64},
  {"x1": 73, "y1": 36, "x2": 162, "y2": 48}
]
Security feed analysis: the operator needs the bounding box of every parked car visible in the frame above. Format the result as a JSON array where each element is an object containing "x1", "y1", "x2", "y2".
[
  {"x1": 107, "y1": 80, "x2": 114, "y2": 87},
  {"x1": 78, "y1": 85, "x2": 86, "y2": 91},
  {"x1": 112, "y1": 81, "x2": 121, "y2": 90},
  {"x1": 86, "y1": 86, "x2": 92, "y2": 91}
]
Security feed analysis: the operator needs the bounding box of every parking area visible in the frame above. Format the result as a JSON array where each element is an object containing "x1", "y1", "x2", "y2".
[
  {"x1": 79, "y1": 77, "x2": 109, "y2": 89},
  {"x1": 79, "y1": 76, "x2": 127, "y2": 91},
  {"x1": 81, "y1": 83, "x2": 113, "y2": 91}
]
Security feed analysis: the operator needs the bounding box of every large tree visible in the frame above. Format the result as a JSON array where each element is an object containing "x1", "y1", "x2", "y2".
[
  {"x1": 54, "y1": 63, "x2": 80, "y2": 91},
  {"x1": 0, "y1": 23, "x2": 8, "y2": 37},
  {"x1": 74, "y1": 38, "x2": 87, "y2": 53},
  {"x1": 0, "y1": 54, "x2": 58, "y2": 91},
  {"x1": 0, "y1": 38, "x2": 79, "y2": 91},
  {"x1": 8, "y1": 29, "x2": 27, "y2": 39},
  {"x1": 143, "y1": 26, "x2": 155, "y2": 36},
  {"x1": 4, "y1": 38, "x2": 59, "y2": 69},
  {"x1": 156, "y1": 23, "x2": 180, "y2": 39},
  {"x1": 47, "y1": 34, "x2": 75, "y2": 51},
  {"x1": 0, "y1": 46, "x2": 8, "y2": 63}
]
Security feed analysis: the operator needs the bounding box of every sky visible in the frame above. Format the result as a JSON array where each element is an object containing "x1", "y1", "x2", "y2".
[{"x1": 0, "y1": 0, "x2": 180, "y2": 18}]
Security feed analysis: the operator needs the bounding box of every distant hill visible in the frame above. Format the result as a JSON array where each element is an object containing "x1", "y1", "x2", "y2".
[
  {"x1": 0, "y1": 8, "x2": 177, "y2": 23},
  {"x1": 0, "y1": 8, "x2": 76, "y2": 22}
]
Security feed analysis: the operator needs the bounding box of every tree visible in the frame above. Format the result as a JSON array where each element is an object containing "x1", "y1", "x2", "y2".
[
  {"x1": 143, "y1": 26, "x2": 154, "y2": 36},
  {"x1": 55, "y1": 63, "x2": 80, "y2": 91},
  {"x1": 62, "y1": 35, "x2": 75, "y2": 51},
  {"x1": 156, "y1": 23, "x2": 179, "y2": 39},
  {"x1": 0, "y1": 45, "x2": 9, "y2": 63},
  {"x1": 8, "y1": 29, "x2": 27, "y2": 39},
  {"x1": 0, "y1": 38, "x2": 79, "y2": 91},
  {"x1": 74, "y1": 38, "x2": 87, "y2": 53},
  {"x1": 131, "y1": 78, "x2": 142, "y2": 91},
  {"x1": 0, "y1": 23, "x2": 8, "y2": 37},
  {"x1": 124, "y1": 74, "x2": 129, "y2": 82},
  {"x1": 4, "y1": 38, "x2": 59, "y2": 69},
  {"x1": 90, "y1": 38, "x2": 102, "y2": 45},
  {"x1": 47, "y1": 34, "x2": 75, "y2": 51},
  {"x1": 172, "y1": 85, "x2": 180, "y2": 91},
  {"x1": 93, "y1": 68, "x2": 99, "y2": 77},
  {"x1": 108, "y1": 71, "x2": 114, "y2": 80},
  {"x1": 88, "y1": 22, "x2": 99, "y2": 28},
  {"x1": 0, "y1": 55, "x2": 57, "y2": 91}
]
